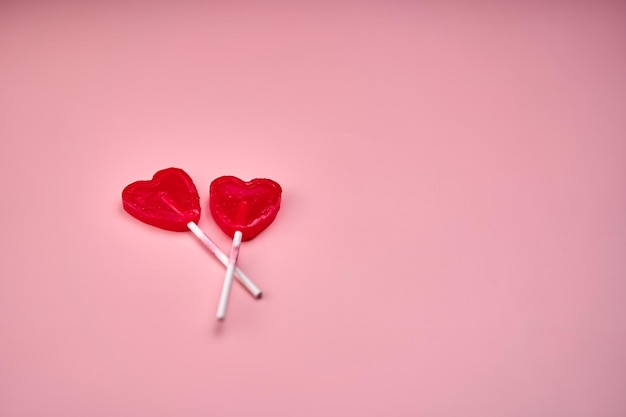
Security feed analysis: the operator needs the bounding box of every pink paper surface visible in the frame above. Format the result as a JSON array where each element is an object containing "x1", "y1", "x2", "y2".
[{"x1": 1, "y1": 2, "x2": 625, "y2": 416}]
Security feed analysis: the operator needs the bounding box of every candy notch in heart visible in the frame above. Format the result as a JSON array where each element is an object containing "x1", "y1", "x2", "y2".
[
  {"x1": 209, "y1": 176, "x2": 282, "y2": 241},
  {"x1": 122, "y1": 167, "x2": 201, "y2": 232}
]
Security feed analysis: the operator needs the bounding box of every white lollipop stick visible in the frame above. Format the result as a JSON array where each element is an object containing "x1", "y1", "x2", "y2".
[
  {"x1": 186, "y1": 222, "x2": 262, "y2": 298},
  {"x1": 216, "y1": 230, "x2": 243, "y2": 320}
]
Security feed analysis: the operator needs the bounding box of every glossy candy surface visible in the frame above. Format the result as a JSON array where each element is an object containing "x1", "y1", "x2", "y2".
[
  {"x1": 122, "y1": 168, "x2": 201, "y2": 232},
  {"x1": 209, "y1": 176, "x2": 282, "y2": 241}
]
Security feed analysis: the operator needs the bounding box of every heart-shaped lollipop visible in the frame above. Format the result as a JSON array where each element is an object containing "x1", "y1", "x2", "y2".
[
  {"x1": 209, "y1": 176, "x2": 282, "y2": 241},
  {"x1": 122, "y1": 167, "x2": 200, "y2": 232},
  {"x1": 209, "y1": 176, "x2": 282, "y2": 320},
  {"x1": 121, "y1": 168, "x2": 262, "y2": 299}
]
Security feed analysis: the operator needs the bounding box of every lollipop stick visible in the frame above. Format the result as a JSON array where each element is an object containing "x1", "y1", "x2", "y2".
[
  {"x1": 217, "y1": 230, "x2": 243, "y2": 320},
  {"x1": 186, "y1": 222, "x2": 262, "y2": 298}
]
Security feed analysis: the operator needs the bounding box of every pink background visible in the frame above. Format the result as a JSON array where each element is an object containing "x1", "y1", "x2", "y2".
[{"x1": 1, "y1": 1, "x2": 625, "y2": 416}]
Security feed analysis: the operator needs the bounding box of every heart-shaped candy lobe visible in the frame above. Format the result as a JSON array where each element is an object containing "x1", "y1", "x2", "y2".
[
  {"x1": 122, "y1": 168, "x2": 201, "y2": 232},
  {"x1": 209, "y1": 176, "x2": 282, "y2": 241}
]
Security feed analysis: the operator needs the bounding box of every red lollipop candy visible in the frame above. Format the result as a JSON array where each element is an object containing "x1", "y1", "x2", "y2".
[
  {"x1": 121, "y1": 168, "x2": 262, "y2": 298},
  {"x1": 122, "y1": 167, "x2": 200, "y2": 231},
  {"x1": 209, "y1": 176, "x2": 282, "y2": 241},
  {"x1": 209, "y1": 176, "x2": 282, "y2": 320}
]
